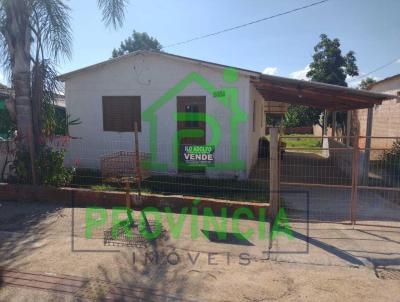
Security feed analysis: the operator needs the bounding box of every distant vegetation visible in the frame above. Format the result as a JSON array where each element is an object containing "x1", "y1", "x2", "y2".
[{"x1": 112, "y1": 31, "x2": 162, "y2": 58}]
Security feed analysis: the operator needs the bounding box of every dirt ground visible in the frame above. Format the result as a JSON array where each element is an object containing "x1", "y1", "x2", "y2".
[{"x1": 0, "y1": 199, "x2": 399, "y2": 302}]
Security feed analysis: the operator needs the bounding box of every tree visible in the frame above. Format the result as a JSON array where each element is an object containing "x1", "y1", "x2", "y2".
[
  {"x1": 112, "y1": 31, "x2": 162, "y2": 58},
  {"x1": 283, "y1": 105, "x2": 320, "y2": 128},
  {"x1": 307, "y1": 34, "x2": 359, "y2": 86},
  {"x1": 289, "y1": 34, "x2": 360, "y2": 128},
  {"x1": 358, "y1": 77, "x2": 376, "y2": 90},
  {"x1": 0, "y1": 0, "x2": 128, "y2": 184}
]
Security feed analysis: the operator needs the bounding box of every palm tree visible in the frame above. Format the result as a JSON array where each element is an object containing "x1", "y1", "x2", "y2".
[{"x1": 0, "y1": 0, "x2": 128, "y2": 184}]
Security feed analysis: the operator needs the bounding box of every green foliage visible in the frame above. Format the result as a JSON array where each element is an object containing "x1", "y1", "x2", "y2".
[
  {"x1": 112, "y1": 31, "x2": 162, "y2": 58},
  {"x1": 12, "y1": 146, "x2": 73, "y2": 186},
  {"x1": 307, "y1": 34, "x2": 359, "y2": 86},
  {"x1": 358, "y1": 77, "x2": 376, "y2": 90},
  {"x1": 0, "y1": 107, "x2": 16, "y2": 139},
  {"x1": 380, "y1": 140, "x2": 400, "y2": 175},
  {"x1": 305, "y1": 34, "x2": 359, "y2": 126},
  {"x1": 283, "y1": 105, "x2": 320, "y2": 128},
  {"x1": 266, "y1": 114, "x2": 283, "y2": 126},
  {"x1": 97, "y1": 0, "x2": 128, "y2": 29}
]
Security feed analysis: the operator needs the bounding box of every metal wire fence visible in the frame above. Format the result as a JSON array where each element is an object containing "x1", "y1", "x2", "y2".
[
  {"x1": 66, "y1": 141, "x2": 270, "y2": 203},
  {"x1": 279, "y1": 135, "x2": 400, "y2": 224},
  {"x1": 1, "y1": 133, "x2": 399, "y2": 224}
]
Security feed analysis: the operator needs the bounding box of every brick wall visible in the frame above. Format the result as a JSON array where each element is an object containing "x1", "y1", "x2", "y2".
[{"x1": 355, "y1": 77, "x2": 400, "y2": 150}]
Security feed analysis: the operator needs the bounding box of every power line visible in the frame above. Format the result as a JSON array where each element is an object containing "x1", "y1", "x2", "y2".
[
  {"x1": 162, "y1": 0, "x2": 329, "y2": 50},
  {"x1": 348, "y1": 57, "x2": 400, "y2": 82}
]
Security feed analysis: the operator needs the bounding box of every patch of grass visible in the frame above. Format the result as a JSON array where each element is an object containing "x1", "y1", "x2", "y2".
[
  {"x1": 281, "y1": 134, "x2": 322, "y2": 149},
  {"x1": 91, "y1": 184, "x2": 117, "y2": 191}
]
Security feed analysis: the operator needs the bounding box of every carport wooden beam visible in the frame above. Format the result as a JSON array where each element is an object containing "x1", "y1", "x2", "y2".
[{"x1": 251, "y1": 75, "x2": 393, "y2": 111}]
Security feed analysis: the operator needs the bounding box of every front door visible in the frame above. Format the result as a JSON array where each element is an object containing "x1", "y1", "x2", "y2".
[{"x1": 177, "y1": 96, "x2": 206, "y2": 173}]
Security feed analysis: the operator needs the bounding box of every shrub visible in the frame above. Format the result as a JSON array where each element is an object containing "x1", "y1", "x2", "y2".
[
  {"x1": 12, "y1": 145, "x2": 73, "y2": 186},
  {"x1": 380, "y1": 140, "x2": 400, "y2": 175}
]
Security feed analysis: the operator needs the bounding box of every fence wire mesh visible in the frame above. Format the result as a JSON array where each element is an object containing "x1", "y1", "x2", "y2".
[
  {"x1": 65, "y1": 142, "x2": 270, "y2": 203},
  {"x1": 1, "y1": 134, "x2": 399, "y2": 226},
  {"x1": 279, "y1": 135, "x2": 400, "y2": 224}
]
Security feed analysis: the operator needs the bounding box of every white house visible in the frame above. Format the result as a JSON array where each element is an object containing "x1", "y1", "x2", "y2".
[
  {"x1": 59, "y1": 51, "x2": 390, "y2": 179},
  {"x1": 59, "y1": 51, "x2": 269, "y2": 179}
]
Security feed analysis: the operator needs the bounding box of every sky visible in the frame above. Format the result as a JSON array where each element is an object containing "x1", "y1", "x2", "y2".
[{"x1": 1, "y1": 0, "x2": 400, "y2": 87}]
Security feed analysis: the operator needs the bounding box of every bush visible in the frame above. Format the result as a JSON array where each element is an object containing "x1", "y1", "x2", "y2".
[
  {"x1": 12, "y1": 145, "x2": 73, "y2": 186},
  {"x1": 380, "y1": 140, "x2": 400, "y2": 175},
  {"x1": 283, "y1": 105, "x2": 320, "y2": 128}
]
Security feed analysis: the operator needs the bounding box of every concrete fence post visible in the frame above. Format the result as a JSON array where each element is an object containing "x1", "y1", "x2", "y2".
[{"x1": 269, "y1": 127, "x2": 279, "y2": 221}]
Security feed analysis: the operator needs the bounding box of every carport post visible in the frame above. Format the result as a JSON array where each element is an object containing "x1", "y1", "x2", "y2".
[
  {"x1": 332, "y1": 111, "x2": 337, "y2": 138},
  {"x1": 323, "y1": 110, "x2": 328, "y2": 136},
  {"x1": 351, "y1": 133, "x2": 360, "y2": 225},
  {"x1": 346, "y1": 111, "x2": 351, "y2": 146},
  {"x1": 363, "y1": 107, "x2": 374, "y2": 183}
]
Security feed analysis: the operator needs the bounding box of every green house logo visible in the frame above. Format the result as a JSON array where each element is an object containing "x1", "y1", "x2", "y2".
[{"x1": 142, "y1": 67, "x2": 248, "y2": 172}]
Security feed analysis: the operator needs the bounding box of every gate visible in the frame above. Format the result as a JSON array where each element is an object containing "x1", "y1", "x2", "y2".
[{"x1": 278, "y1": 135, "x2": 400, "y2": 226}]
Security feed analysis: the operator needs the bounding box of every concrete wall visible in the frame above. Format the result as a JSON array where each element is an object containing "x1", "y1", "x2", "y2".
[
  {"x1": 356, "y1": 77, "x2": 400, "y2": 150},
  {"x1": 64, "y1": 53, "x2": 253, "y2": 178}
]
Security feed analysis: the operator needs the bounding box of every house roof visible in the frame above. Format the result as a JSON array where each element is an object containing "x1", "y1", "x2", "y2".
[
  {"x1": 57, "y1": 50, "x2": 260, "y2": 81},
  {"x1": 367, "y1": 74, "x2": 400, "y2": 90},
  {"x1": 251, "y1": 74, "x2": 394, "y2": 111},
  {"x1": 58, "y1": 50, "x2": 393, "y2": 111}
]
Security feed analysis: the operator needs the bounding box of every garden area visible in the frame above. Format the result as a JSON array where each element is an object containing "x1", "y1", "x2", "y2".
[{"x1": 73, "y1": 169, "x2": 268, "y2": 202}]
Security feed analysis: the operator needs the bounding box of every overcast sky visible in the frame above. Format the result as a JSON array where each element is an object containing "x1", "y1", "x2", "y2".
[{"x1": 1, "y1": 0, "x2": 399, "y2": 87}]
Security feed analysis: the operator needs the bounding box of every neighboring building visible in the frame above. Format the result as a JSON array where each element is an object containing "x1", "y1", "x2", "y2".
[
  {"x1": 58, "y1": 51, "x2": 391, "y2": 179},
  {"x1": 356, "y1": 74, "x2": 400, "y2": 149}
]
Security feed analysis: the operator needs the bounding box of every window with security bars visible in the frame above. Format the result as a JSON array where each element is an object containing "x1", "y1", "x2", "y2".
[{"x1": 102, "y1": 96, "x2": 141, "y2": 132}]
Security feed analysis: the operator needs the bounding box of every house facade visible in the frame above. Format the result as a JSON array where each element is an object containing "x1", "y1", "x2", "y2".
[
  {"x1": 355, "y1": 74, "x2": 400, "y2": 149},
  {"x1": 59, "y1": 51, "x2": 268, "y2": 179}
]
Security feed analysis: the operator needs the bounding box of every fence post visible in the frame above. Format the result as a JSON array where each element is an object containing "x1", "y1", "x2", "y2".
[
  {"x1": 351, "y1": 134, "x2": 360, "y2": 225},
  {"x1": 268, "y1": 127, "x2": 279, "y2": 252},
  {"x1": 269, "y1": 127, "x2": 279, "y2": 222},
  {"x1": 332, "y1": 111, "x2": 337, "y2": 138}
]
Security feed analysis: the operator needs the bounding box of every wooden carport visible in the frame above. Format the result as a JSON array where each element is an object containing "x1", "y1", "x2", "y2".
[
  {"x1": 251, "y1": 74, "x2": 394, "y2": 245},
  {"x1": 251, "y1": 74, "x2": 391, "y2": 111}
]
